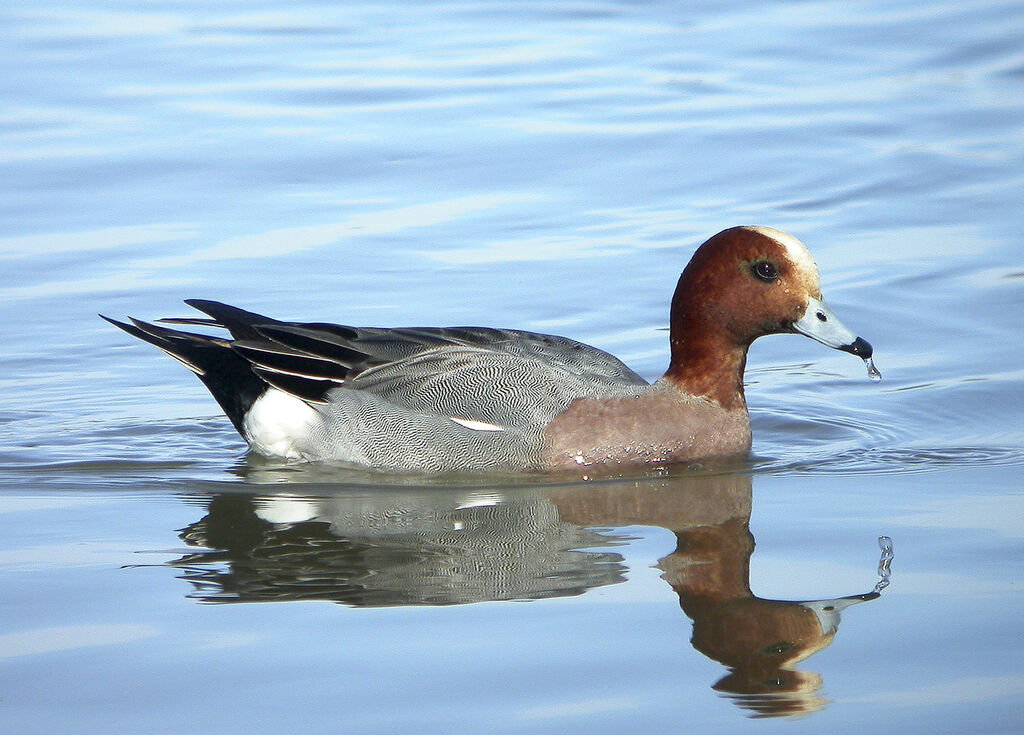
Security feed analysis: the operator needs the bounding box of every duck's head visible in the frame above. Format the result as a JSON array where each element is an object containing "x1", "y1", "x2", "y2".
[{"x1": 666, "y1": 226, "x2": 878, "y2": 405}]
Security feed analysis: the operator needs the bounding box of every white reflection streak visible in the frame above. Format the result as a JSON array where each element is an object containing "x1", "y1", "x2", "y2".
[
  {"x1": 519, "y1": 696, "x2": 637, "y2": 720},
  {"x1": 893, "y1": 495, "x2": 1024, "y2": 538},
  {"x1": 0, "y1": 224, "x2": 195, "y2": 258},
  {"x1": 423, "y1": 234, "x2": 633, "y2": 265},
  {"x1": 496, "y1": 119, "x2": 697, "y2": 136},
  {"x1": 311, "y1": 44, "x2": 589, "y2": 71},
  {"x1": 137, "y1": 194, "x2": 536, "y2": 269},
  {"x1": 12, "y1": 10, "x2": 189, "y2": 39},
  {"x1": 0, "y1": 496, "x2": 100, "y2": 514},
  {"x1": 0, "y1": 624, "x2": 157, "y2": 659},
  {"x1": 193, "y1": 632, "x2": 266, "y2": 651},
  {"x1": 850, "y1": 675, "x2": 1024, "y2": 707},
  {"x1": 1, "y1": 273, "x2": 194, "y2": 301},
  {"x1": 176, "y1": 98, "x2": 488, "y2": 119},
  {"x1": 0, "y1": 224, "x2": 198, "y2": 300},
  {"x1": 0, "y1": 542, "x2": 145, "y2": 569},
  {"x1": 112, "y1": 67, "x2": 605, "y2": 98},
  {"x1": 176, "y1": 101, "x2": 335, "y2": 119},
  {"x1": 0, "y1": 196, "x2": 534, "y2": 300}
]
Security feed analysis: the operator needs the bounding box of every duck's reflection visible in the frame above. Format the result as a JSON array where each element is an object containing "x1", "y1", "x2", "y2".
[
  {"x1": 664, "y1": 521, "x2": 882, "y2": 717},
  {"x1": 175, "y1": 489, "x2": 628, "y2": 605},
  {"x1": 548, "y1": 475, "x2": 888, "y2": 717},
  {"x1": 171, "y1": 469, "x2": 889, "y2": 717}
]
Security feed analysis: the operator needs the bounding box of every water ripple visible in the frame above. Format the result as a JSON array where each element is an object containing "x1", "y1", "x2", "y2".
[{"x1": 755, "y1": 446, "x2": 1024, "y2": 476}]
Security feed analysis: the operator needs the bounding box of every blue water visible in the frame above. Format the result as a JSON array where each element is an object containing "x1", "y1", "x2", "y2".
[{"x1": 2, "y1": 1, "x2": 1024, "y2": 732}]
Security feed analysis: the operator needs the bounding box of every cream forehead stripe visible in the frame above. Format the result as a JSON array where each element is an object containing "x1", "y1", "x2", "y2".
[{"x1": 746, "y1": 226, "x2": 818, "y2": 275}]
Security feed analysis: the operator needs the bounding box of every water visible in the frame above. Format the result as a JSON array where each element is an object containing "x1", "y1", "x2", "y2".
[{"x1": 2, "y1": 0, "x2": 1023, "y2": 732}]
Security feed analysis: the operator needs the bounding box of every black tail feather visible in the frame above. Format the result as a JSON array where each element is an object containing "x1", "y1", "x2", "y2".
[
  {"x1": 182, "y1": 299, "x2": 280, "y2": 341},
  {"x1": 254, "y1": 324, "x2": 366, "y2": 368},
  {"x1": 101, "y1": 313, "x2": 267, "y2": 435},
  {"x1": 232, "y1": 340, "x2": 353, "y2": 383},
  {"x1": 251, "y1": 367, "x2": 337, "y2": 403}
]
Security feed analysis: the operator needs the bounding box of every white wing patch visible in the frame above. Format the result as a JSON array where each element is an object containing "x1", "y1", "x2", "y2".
[{"x1": 449, "y1": 417, "x2": 505, "y2": 432}]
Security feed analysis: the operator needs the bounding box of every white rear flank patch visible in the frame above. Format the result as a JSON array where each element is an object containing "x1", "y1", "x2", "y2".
[
  {"x1": 243, "y1": 388, "x2": 320, "y2": 459},
  {"x1": 449, "y1": 417, "x2": 504, "y2": 432},
  {"x1": 746, "y1": 225, "x2": 818, "y2": 275}
]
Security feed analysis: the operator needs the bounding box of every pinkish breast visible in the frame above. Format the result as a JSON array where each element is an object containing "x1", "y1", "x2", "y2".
[{"x1": 541, "y1": 383, "x2": 752, "y2": 471}]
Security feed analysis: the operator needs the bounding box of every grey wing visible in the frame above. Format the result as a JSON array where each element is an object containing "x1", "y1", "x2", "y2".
[
  {"x1": 348, "y1": 346, "x2": 643, "y2": 431},
  {"x1": 344, "y1": 334, "x2": 646, "y2": 429},
  {"x1": 238, "y1": 323, "x2": 648, "y2": 424}
]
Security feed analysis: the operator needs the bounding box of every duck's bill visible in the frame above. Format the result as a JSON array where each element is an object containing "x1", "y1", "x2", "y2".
[
  {"x1": 799, "y1": 593, "x2": 879, "y2": 635},
  {"x1": 793, "y1": 296, "x2": 871, "y2": 356},
  {"x1": 794, "y1": 296, "x2": 881, "y2": 380}
]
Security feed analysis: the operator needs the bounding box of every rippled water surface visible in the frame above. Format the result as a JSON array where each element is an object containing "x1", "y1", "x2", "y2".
[{"x1": 2, "y1": 1, "x2": 1023, "y2": 732}]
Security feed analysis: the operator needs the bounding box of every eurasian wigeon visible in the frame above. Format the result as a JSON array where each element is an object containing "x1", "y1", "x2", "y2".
[{"x1": 103, "y1": 226, "x2": 878, "y2": 472}]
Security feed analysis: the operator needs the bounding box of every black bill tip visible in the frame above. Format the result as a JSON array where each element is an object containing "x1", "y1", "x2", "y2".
[{"x1": 841, "y1": 336, "x2": 873, "y2": 359}]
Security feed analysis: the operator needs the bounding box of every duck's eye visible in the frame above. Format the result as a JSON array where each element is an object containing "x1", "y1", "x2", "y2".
[
  {"x1": 752, "y1": 260, "x2": 778, "y2": 282},
  {"x1": 762, "y1": 641, "x2": 795, "y2": 656}
]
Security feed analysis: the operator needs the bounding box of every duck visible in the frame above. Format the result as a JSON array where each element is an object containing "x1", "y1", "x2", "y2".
[{"x1": 103, "y1": 225, "x2": 878, "y2": 472}]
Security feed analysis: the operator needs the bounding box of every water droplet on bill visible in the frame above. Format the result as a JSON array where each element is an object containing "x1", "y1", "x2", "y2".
[{"x1": 865, "y1": 356, "x2": 882, "y2": 382}]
